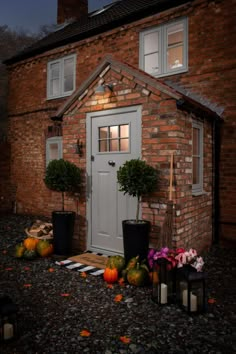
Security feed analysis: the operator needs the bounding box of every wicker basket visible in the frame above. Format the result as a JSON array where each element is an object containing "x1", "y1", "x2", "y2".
[{"x1": 25, "y1": 228, "x2": 53, "y2": 241}]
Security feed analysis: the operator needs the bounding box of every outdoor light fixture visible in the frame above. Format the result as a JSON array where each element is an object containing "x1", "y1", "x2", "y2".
[
  {"x1": 176, "y1": 266, "x2": 207, "y2": 314},
  {"x1": 95, "y1": 83, "x2": 114, "y2": 95},
  {"x1": 76, "y1": 139, "x2": 83, "y2": 157},
  {"x1": 152, "y1": 258, "x2": 175, "y2": 305},
  {"x1": 0, "y1": 296, "x2": 18, "y2": 341}
]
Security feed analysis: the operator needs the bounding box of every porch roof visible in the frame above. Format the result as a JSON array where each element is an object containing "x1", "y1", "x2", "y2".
[{"x1": 52, "y1": 55, "x2": 222, "y2": 121}]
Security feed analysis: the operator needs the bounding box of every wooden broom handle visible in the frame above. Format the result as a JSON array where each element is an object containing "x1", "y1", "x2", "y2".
[{"x1": 169, "y1": 152, "x2": 174, "y2": 201}]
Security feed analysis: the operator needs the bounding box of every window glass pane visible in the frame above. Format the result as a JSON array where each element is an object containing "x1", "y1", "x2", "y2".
[
  {"x1": 51, "y1": 62, "x2": 60, "y2": 79},
  {"x1": 168, "y1": 24, "x2": 184, "y2": 45},
  {"x1": 110, "y1": 139, "x2": 119, "y2": 152},
  {"x1": 49, "y1": 143, "x2": 59, "y2": 160},
  {"x1": 63, "y1": 57, "x2": 74, "y2": 92},
  {"x1": 120, "y1": 125, "x2": 129, "y2": 138},
  {"x1": 145, "y1": 53, "x2": 159, "y2": 74},
  {"x1": 193, "y1": 156, "x2": 199, "y2": 184},
  {"x1": 120, "y1": 138, "x2": 129, "y2": 151},
  {"x1": 168, "y1": 46, "x2": 183, "y2": 70},
  {"x1": 110, "y1": 126, "x2": 118, "y2": 139},
  {"x1": 99, "y1": 140, "x2": 107, "y2": 152},
  {"x1": 193, "y1": 128, "x2": 200, "y2": 155},
  {"x1": 99, "y1": 127, "x2": 108, "y2": 139},
  {"x1": 144, "y1": 32, "x2": 159, "y2": 54},
  {"x1": 51, "y1": 79, "x2": 60, "y2": 96}
]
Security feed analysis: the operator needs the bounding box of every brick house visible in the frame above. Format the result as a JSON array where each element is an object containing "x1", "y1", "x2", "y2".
[{"x1": 2, "y1": 0, "x2": 235, "y2": 254}]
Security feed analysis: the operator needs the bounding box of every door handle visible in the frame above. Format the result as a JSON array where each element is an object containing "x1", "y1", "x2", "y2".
[{"x1": 108, "y1": 160, "x2": 116, "y2": 167}]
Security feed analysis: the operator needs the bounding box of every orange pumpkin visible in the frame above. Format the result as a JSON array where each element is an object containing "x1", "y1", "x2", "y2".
[
  {"x1": 36, "y1": 240, "x2": 53, "y2": 257},
  {"x1": 103, "y1": 267, "x2": 118, "y2": 284},
  {"x1": 23, "y1": 237, "x2": 39, "y2": 251}
]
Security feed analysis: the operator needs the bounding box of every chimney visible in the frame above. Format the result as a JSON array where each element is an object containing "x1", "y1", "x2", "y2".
[{"x1": 57, "y1": 0, "x2": 88, "y2": 24}]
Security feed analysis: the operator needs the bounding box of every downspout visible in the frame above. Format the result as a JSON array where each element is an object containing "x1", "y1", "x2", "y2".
[{"x1": 212, "y1": 117, "x2": 221, "y2": 245}]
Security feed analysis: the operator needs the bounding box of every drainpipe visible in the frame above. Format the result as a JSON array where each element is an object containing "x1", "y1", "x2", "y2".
[{"x1": 212, "y1": 117, "x2": 221, "y2": 245}]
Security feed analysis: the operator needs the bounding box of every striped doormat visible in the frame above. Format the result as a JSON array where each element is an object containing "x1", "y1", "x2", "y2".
[{"x1": 55, "y1": 251, "x2": 108, "y2": 276}]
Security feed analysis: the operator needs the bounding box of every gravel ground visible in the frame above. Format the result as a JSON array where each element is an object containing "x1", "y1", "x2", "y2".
[{"x1": 0, "y1": 213, "x2": 235, "y2": 354}]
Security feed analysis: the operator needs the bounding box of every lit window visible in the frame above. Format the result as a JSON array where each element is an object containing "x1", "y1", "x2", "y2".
[
  {"x1": 139, "y1": 18, "x2": 188, "y2": 78},
  {"x1": 98, "y1": 124, "x2": 129, "y2": 152},
  {"x1": 47, "y1": 55, "x2": 76, "y2": 99},
  {"x1": 192, "y1": 121, "x2": 203, "y2": 195},
  {"x1": 46, "y1": 136, "x2": 63, "y2": 165}
]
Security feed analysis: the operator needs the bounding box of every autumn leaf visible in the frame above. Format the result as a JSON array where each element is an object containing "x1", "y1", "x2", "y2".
[
  {"x1": 107, "y1": 284, "x2": 113, "y2": 289},
  {"x1": 118, "y1": 278, "x2": 125, "y2": 286},
  {"x1": 208, "y1": 298, "x2": 216, "y2": 304},
  {"x1": 5, "y1": 267, "x2": 13, "y2": 271},
  {"x1": 80, "y1": 329, "x2": 91, "y2": 337},
  {"x1": 120, "y1": 336, "x2": 131, "y2": 344},
  {"x1": 48, "y1": 267, "x2": 54, "y2": 272},
  {"x1": 114, "y1": 294, "x2": 123, "y2": 302},
  {"x1": 23, "y1": 284, "x2": 32, "y2": 288},
  {"x1": 61, "y1": 293, "x2": 70, "y2": 297},
  {"x1": 24, "y1": 267, "x2": 30, "y2": 271},
  {"x1": 2, "y1": 250, "x2": 7, "y2": 254},
  {"x1": 80, "y1": 272, "x2": 87, "y2": 278}
]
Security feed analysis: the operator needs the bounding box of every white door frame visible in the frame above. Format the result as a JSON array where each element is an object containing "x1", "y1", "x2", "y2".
[{"x1": 86, "y1": 105, "x2": 142, "y2": 254}]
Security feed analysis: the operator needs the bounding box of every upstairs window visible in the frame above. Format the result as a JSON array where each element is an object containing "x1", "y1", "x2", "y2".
[
  {"x1": 192, "y1": 120, "x2": 203, "y2": 195},
  {"x1": 47, "y1": 55, "x2": 76, "y2": 99},
  {"x1": 139, "y1": 18, "x2": 188, "y2": 78}
]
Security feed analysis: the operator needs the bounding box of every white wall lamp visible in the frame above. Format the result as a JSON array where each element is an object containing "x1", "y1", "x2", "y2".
[{"x1": 95, "y1": 83, "x2": 114, "y2": 95}]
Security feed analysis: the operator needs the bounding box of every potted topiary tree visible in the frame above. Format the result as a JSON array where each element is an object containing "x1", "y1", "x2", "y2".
[
  {"x1": 117, "y1": 159, "x2": 158, "y2": 264},
  {"x1": 44, "y1": 159, "x2": 81, "y2": 256}
]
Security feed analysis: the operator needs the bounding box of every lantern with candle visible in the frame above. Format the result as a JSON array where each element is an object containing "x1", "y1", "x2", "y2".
[
  {"x1": 176, "y1": 266, "x2": 207, "y2": 314},
  {"x1": 152, "y1": 257, "x2": 176, "y2": 305},
  {"x1": 0, "y1": 296, "x2": 18, "y2": 341}
]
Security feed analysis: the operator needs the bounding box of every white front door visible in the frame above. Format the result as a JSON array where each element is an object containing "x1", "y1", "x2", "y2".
[{"x1": 86, "y1": 106, "x2": 141, "y2": 255}]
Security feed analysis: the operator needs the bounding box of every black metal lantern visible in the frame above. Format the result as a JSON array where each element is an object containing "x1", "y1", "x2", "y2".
[
  {"x1": 152, "y1": 258, "x2": 175, "y2": 305},
  {"x1": 0, "y1": 296, "x2": 18, "y2": 341},
  {"x1": 176, "y1": 266, "x2": 207, "y2": 314}
]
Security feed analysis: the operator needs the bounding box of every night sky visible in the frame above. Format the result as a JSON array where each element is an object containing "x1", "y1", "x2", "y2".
[{"x1": 0, "y1": 0, "x2": 113, "y2": 33}]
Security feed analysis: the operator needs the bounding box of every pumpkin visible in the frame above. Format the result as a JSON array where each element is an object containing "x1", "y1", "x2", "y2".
[
  {"x1": 23, "y1": 249, "x2": 37, "y2": 260},
  {"x1": 14, "y1": 243, "x2": 26, "y2": 258},
  {"x1": 36, "y1": 240, "x2": 53, "y2": 257},
  {"x1": 106, "y1": 255, "x2": 125, "y2": 274},
  {"x1": 23, "y1": 237, "x2": 39, "y2": 251},
  {"x1": 103, "y1": 267, "x2": 119, "y2": 284},
  {"x1": 127, "y1": 263, "x2": 149, "y2": 286}
]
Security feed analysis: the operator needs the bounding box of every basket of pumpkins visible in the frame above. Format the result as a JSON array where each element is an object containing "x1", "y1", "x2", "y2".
[
  {"x1": 103, "y1": 255, "x2": 150, "y2": 286},
  {"x1": 14, "y1": 237, "x2": 53, "y2": 260}
]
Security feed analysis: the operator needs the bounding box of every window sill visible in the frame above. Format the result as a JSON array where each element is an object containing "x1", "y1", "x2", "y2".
[{"x1": 192, "y1": 190, "x2": 207, "y2": 197}]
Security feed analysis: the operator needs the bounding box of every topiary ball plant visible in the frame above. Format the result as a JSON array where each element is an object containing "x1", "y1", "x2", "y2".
[
  {"x1": 117, "y1": 159, "x2": 158, "y2": 223},
  {"x1": 44, "y1": 159, "x2": 81, "y2": 211}
]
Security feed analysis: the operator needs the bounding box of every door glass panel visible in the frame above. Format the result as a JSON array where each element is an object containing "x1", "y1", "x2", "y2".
[{"x1": 98, "y1": 124, "x2": 130, "y2": 152}]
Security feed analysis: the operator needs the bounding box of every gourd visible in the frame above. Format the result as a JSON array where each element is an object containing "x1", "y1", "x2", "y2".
[
  {"x1": 23, "y1": 237, "x2": 39, "y2": 251},
  {"x1": 36, "y1": 240, "x2": 53, "y2": 257},
  {"x1": 14, "y1": 243, "x2": 26, "y2": 258},
  {"x1": 106, "y1": 256, "x2": 125, "y2": 274},
  {"x1": 127, "y1": 263, "x2": 149, "y2": 286},
  {"x1": 103, "y1": 267, "x2": 119, "y2": 284},
  {"x1": 23, "y1": 249, "x2": 37, "y2": 260},
  {"x1": 126, "y1": 255, "x2": 139, "y2": 271}
]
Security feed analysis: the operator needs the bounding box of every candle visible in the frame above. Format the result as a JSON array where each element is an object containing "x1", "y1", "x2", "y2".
[
  {"x1": 3, "y1": 323, "x2": 14, "y2": 340},
  {"x1": 182, "y1": 290, "x2": 197, "y2": 311},
  {"x1": 160, "y1": 283, "x2": 168, "y2": 304}
]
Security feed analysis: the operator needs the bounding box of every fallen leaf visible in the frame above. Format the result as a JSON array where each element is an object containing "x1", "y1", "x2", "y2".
[
  {"x1": 23, "y1": 284, "x2": 32, "y2": 288},
  {"x1": 80, "y1": 329, "x2": 91, "y2": 337},
  {"x1": 2, "y1": 250, "x2": 7, "y2": 254},
  {"x1": 48, "y1": 268, "x2": 54, "y2": 272},
  {"x1": 61, "y1": 293, "x2": 70, "y2": 297},
  {"x1": 114, "y1": 294, "x2": 123, "y2": 302},
  {"x1": 208, "y1": 298, "x2": 216, "y2": 304},
  {"x1": 5, "y1": 267, "x2": 13, "y2": 271},
  {"x1": 118, "y1": 278, "x2": 125, "y2": 286},
  {"x1": 24, "y1": 267, "x2": 30, "y2": 271},
  {"x1": 80, "y1": 272, "x2": 87, "y2": 278},
  {"x1": 107, "y1": 284, "x2": 113, "y2": 289},
  {"x1": 120, "y1": 336, "x2": 131, "y2": 344}
]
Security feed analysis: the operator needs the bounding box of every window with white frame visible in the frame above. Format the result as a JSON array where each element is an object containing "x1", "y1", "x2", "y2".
[
  {"x1": 46, "y1": 136, "x2": 63, "y2": 166},
  {"x1": 47, "y1": 54, "x2": 76, "y2": 99},
  {"x1": 139, "y1": 18, "x2": 188, "y2": 78},
  {"x1": 192, "y1": 120, "x2": 203, "y2": 195}
]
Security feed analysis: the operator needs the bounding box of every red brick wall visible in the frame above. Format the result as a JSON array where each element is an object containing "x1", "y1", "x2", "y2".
[
  {"x1": 0, "y1": 142, "x2": 14, "y2": 212},
  {"x1": 5, "y1": 0, "x2": 234, "y2": 247}
]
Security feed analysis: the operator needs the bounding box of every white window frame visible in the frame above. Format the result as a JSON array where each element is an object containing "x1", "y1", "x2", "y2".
[
  {"x1": 47, "y1": 54, "x2": 76, "y2": 99},
  {"x1": 192, "y1": 120, "x2": 204, "y2": 195},
  {"x1": 46, "y1": 136, "x2": 63, "y2": 166},
  {"x1": 139, "y1": 18, "x2": 188, "y2": 78}
]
